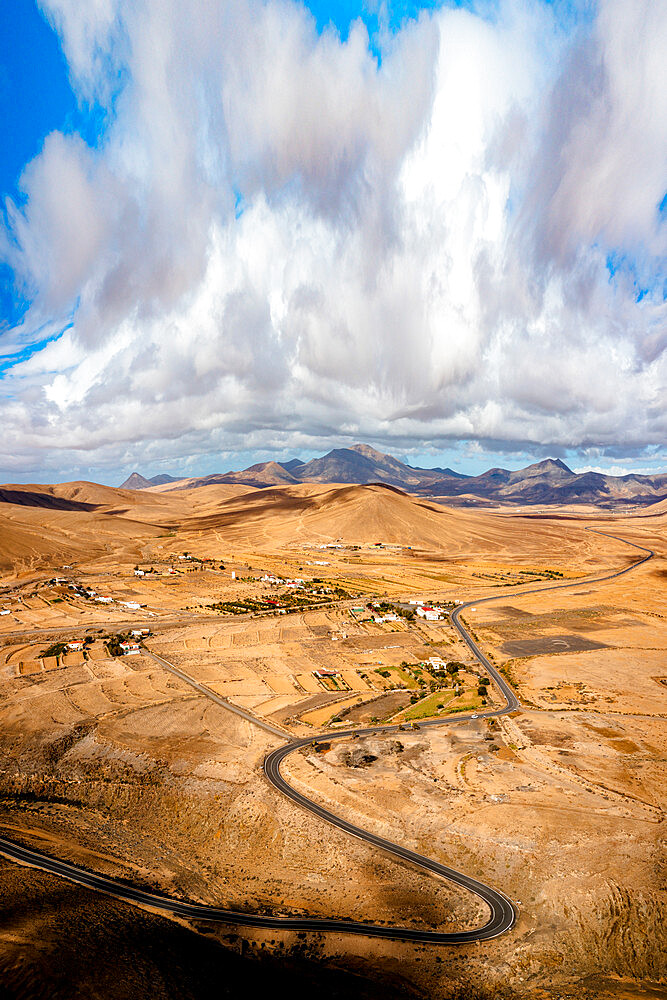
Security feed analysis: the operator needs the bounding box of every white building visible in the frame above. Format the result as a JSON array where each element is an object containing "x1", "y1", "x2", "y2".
[
  {"x1": 119, "y1": 642, "x2": 140, "y2": 655},
  {"x1": 416, "y1": 606, "x2": 441, "y2": 621}
]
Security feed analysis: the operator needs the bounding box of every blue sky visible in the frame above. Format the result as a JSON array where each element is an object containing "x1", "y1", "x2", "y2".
[
  {"x1": 0, "y1": 0, "x2": 71, "y2": 324},
  {"x1": 0, "y1": 1, "x2": 453, "y2": 191},
  {"x1": 0, "y1": 0, "x2": 665, "y2": 485},
  {"x1": 0, "y1": 1, "x2": 72, "y2": 198},
  {"x1": 0, "y1": 0, "x2": 445, "y2": 328}
]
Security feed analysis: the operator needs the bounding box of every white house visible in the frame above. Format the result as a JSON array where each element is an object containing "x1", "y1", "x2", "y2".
[
  {"x1": 67, "y1": 640, "x2": 84, "y2": 651},
  {"x1": 95, "y1": 596, "x2": 113, "y2": 604},
  {"x1": 416, "y1": 606, "x2": 441, "y2": 621},
  {"x1": 119, "y1": 642, "x2": 140, "y2": 655},
  {"x1": 134, "y1": 569, "x2": 145, "y2": 577}
]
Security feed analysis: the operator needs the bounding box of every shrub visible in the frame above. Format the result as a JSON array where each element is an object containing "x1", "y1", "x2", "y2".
[{"x1": 40, "y1": 642, "x2": 68, "y2": 659}]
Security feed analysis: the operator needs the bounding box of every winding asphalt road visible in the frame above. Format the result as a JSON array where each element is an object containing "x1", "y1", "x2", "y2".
[{"x1": 0, "y1": 530, "x2": 653, "y2": 944}]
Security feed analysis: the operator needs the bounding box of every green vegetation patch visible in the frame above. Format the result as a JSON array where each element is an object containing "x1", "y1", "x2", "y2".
[
  {"x1": 204, "y1": 585, "x2": 349, "y2": 615},
  {"x1": 105, "y1": 632, "x2": 134, "y2": 656},
  {"x1": 390, "y1": 665, "x2": 420, "y2": 688},
  {"x1": 401, "y1": 691, "x2": 455, "y2": 721},
  {"x1": 399, "y1": 684, "x2": 485, "y2": 721},
  {"x1": 40, "y1": 641, "x2": 68, "y2": 659}
]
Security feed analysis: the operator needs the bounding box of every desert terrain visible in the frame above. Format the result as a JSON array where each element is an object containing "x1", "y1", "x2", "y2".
[{"x1": 0, "y1": 479, "x2": 665, "y2": 999}]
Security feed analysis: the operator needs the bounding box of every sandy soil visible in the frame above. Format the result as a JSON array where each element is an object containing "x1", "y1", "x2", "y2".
[{"x1": 0, "y1": 481, "x2": 665, "y2": 998}]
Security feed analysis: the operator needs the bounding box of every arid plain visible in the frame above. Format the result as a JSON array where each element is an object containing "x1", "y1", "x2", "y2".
[{"x1": 0, "y1": 479, "x2": 665, "y2": 999}]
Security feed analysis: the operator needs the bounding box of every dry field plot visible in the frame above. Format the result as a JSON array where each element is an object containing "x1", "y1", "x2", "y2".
[
  {"x1": 145, "y1": 607, "x2": 487, "y2": 733},
  {"x1": 465, "y1": 518, "x2": 667, "y2": 718},
  {"x1": 147, "y1": 618, "x2": 413, "y2": 731}
]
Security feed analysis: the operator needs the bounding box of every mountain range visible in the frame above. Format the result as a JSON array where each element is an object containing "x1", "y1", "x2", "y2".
[
  {"x1": 120, "y1": 444, "x2": 667, "y2": 508},
  {"x1": 119, "y1": 472, "x2": 182, "y2": 490}
]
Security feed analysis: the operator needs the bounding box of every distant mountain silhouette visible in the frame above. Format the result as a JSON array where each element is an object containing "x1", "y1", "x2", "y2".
[
  {"x1": 125, "y1": 446, "x2": 667, "y2": 507},
  {"x1": 295, "y1": 444, "x2": 445, "y2": 490},
  {"x1": 119, "y1": 472, "x2": 153, "y2": 490},
  {"x1": 431, "y1": 466, "x2": 470, "y2": 479},
  {"x1": 278, "y1": 459, "x2": 305, "y2": 472},
  {"x1": 418, "y1": 459, "x2": 667, "y2": 506},
  {"x1": 120, "y1": 472, "x2": 182, "y2": 489}
]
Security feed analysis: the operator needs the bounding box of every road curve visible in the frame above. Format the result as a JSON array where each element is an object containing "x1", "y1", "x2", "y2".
[
  {"x1": 0, "y1": 529, "x2": 653, "y2": 944},
  {"x1": 260, "y1": 530, "x2": 652, "y2": 941},
  {"x1": 263, "y1": 738, "x2": 515, "y2": 941}
]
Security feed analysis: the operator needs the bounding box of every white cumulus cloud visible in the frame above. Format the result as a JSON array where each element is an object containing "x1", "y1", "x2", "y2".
[{"x1": 0, "y1": 0, "x2": 665, "y2": 480}]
